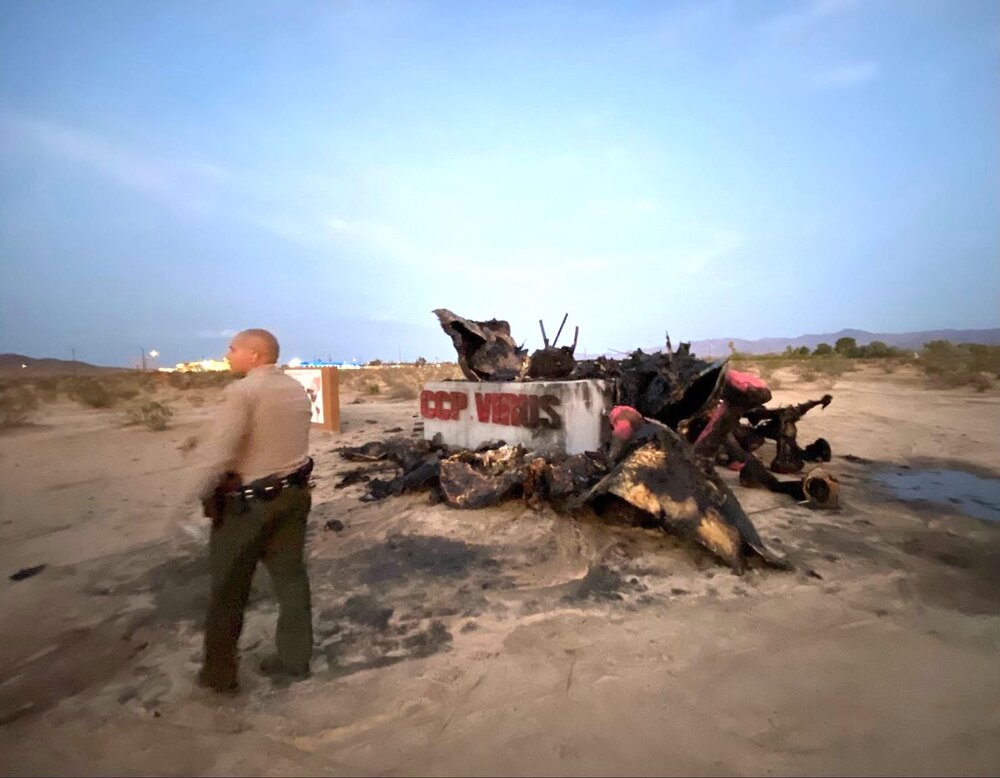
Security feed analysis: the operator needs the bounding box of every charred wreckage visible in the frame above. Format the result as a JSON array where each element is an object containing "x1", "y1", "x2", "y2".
[{"x1": 337, "y1": 309, "x2": 840, "y2": 575}]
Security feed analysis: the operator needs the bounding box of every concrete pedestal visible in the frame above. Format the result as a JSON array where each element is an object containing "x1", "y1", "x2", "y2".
[{"x1": 420, "y1": 380, "x2": 612, "y2": 455}]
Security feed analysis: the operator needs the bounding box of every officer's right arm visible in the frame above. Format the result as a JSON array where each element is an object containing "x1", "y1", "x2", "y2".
[{"x1": 191, "y1": 383, "x2": 251, "y2": 501}]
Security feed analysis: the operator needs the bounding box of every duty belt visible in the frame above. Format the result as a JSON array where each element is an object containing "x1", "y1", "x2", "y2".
[{"x1": 228, "y1": 458, "x2": 315, "y2": 501}]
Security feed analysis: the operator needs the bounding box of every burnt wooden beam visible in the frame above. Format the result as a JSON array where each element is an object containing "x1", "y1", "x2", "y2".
[{"x1": 552, "y1": 313, "x2": 569, "y2": 347}]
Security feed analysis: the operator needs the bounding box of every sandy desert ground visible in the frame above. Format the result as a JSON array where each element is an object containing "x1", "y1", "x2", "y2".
[{"x1": 1, "y1": 364, "x2": 999, "y2": 776}]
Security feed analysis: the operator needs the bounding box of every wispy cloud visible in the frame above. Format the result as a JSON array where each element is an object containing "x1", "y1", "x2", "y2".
[
  {"x1": 325, "y1": 217, "x2": 350, "y2": 233},
  {"x1": 3, "y1": 112, "x2": 378, "y2": 253},
  {"x1": 584, "y1": 197, "x2": 660, "y2": 219},
  {"x1": 672, "y1": 231, "x2": 746, "y2": 274},
  {"x1": 761, "y1": 0, "x2": 861, "y2": 36},
  {"x1": 1, "y1": 111, "x2": 222, "y2": 214},
  {"x1": 196, "y1": 329, "x2": 238, "y2": 339},
  {"x1": 657, "y1": 0, "x2": 733, "y2": 47},
  {"x1": 812, "y1": 60, "x2": 880, "y2": 87},
  {"x1": 253, "y1": 214, "x2": 328, "y2": 247},
  {"x1": 0, "y1": 110, "x2": 355, "y2": 257}
]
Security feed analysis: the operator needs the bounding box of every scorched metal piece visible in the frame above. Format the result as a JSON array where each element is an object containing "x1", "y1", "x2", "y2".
[
  {"x1": 745, "y1": 394, "x2": 833, "y2": 474},
  {"x1": 438, "y1": 444, "x2": 529, "y2": 508},
  {"x1": 583, "y1": 408, "x2": 790, "y2": 573},
  {"x1": 433, "y1": 308, "x2": 527, "y2": 382}
]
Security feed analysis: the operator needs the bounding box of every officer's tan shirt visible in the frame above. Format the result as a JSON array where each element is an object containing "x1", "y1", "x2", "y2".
[{"x1": 195, "y1": 364, "x2": 311, "y2": 497}]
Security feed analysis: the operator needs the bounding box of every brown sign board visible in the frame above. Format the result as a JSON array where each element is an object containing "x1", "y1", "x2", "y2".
[{"x1": 284, "y1": 366, "x2": 341, "y2": 432}]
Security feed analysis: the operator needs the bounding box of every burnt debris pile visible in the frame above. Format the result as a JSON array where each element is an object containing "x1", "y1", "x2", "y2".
[{"x1": 336, "y1": 309, "x2": 841, "y2": 573}]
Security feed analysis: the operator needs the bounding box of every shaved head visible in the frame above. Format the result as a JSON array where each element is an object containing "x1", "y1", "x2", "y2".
[{"x1": 234, "y1": 329, "x2": 280, "y2": 364}]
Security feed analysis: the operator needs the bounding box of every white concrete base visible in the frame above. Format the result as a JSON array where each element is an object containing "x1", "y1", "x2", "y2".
[{"x1": 420, "y1": 380, "x2": 612, "y2": 455}]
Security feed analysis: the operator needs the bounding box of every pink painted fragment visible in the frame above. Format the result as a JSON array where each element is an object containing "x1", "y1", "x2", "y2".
[
  {"x1": 612, "y1": 420, "x2": 635, "y2": 440},
  {"x1": 610, "y1": 405, "x2": 644, "y2": 441},
  {"x1": 694, "y1": 400, "x2": 728, "y2": 445},
  {"x1": 726, "y1": 369, "x2": 768, "y2": 393},
  {"x1": 609, "y1": 405, "x2": 642, "y2": 426}
]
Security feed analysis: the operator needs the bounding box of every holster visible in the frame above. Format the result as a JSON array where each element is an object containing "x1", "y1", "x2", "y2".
[{"x1": 201, "y1": 471, "x2": 242, "y2": 520}]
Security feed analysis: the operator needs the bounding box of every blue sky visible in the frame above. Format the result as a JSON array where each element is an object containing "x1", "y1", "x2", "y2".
[{"x1": 1, "y1": 0, "x2": 997, "y2": 366}]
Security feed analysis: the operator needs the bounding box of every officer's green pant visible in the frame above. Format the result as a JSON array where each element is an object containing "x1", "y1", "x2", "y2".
[{"x1": 201, "y1": 486, "x2": 313, "y2": 688}]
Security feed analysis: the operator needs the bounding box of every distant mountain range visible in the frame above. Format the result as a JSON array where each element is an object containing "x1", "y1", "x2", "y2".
[
  {"x1": 676, "y1": 328, "x2": 1000, "y2": 358},
  {"x1": 5, "y1": 327, "x2": 1000, "y2": 374},
  {"x1": 0, "y1": 353, "x2": 124, "y2": 376}
]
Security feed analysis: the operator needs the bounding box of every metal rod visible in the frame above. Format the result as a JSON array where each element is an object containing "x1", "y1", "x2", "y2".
[
  {"x1": 570, "y1": 325, "x2": 579, "y2": 353},
  {"x1": 539, "y1": 319, "x2": 549, "y2": 347},
  {"x1": 552, "y1": 313, "x2": 569, "y2": 347}
]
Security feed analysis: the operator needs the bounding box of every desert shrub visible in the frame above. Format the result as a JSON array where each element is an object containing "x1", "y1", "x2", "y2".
[
  {"x1": 385, "y1": 378, "x2": 419, "y2": 401},
  {"x1": 920, "y1": 340, "x2": 964, "y2": 376},
  {"x1": 168, "y1": 371, "x2": 194, "y2": 390},
  {"x1": 166, "y1": 370, "x2": 234, "y2": 391},
  {"x1": 810, "y1": 355, "x2": 854, "y2": 377},
  {"x1": 365, "y1": 383, "x2": 381, "y2": 395},
  {"x1": 0, "y1": 384, "x2": 40, "y2": 428},
  {"x1": 54, "y1": 375, "x2": 78, "y2": 397},
  {"x1": 965, "y1": 344, "x2": 1000, "y2": 374},
  {"x1": 30, "y1": 377, "x2": 60, "y2": 403},
  {"x1": 67, "y1": 378, "x2": 116, "y2": 408},
  {"x1": 744, "y1": 362, "x2": 782, "y2": 391},
  {"x1": 797, "y1": 367, "x2": 818, "y2": 383},
  {"x1": 165, "y1": 371, "x2": 191, "y2": 390},
  {"x1": 387, "y1": 385, "x2": 418, "y2": 401},
  {"x1": 114, "y1": 385, "x2": 141, "y2": 400},
  {"x1": 188, "y1": 393, "x2": 205, "y2": 407},
  {"x1": 57, "y1": 372, "x2": 154, "y2": 403},
  {"x1": 202, "y1": 371, "x2": 235, "y2": 388},
  {"x1": 852, "y1": 340, "x2": 906, "y2": 359},
  {"x1": 335, "y1": 363, "x2": 461, "y2": 390},
  {"x1": 970, "y1": 372, "x2": 994, "y2": 392},
  {"x1": 108, "y1": 372, "x2": 157, "y2": 396},
  {"x1": 335, "y1": 372, "x2": 359, "y2": 394},
  {"x1": 834, "y1": 337, "x2": 857, "y2": 355},
  {"x1": 125, "y1": 400, "x2": 174, "y2": 431},
  {"x1": 380, "y1": 365, "x2": 446, "y2": 400},
  {"x1": 919, "y1": 341, "x2": 1000, "y2": 389}
]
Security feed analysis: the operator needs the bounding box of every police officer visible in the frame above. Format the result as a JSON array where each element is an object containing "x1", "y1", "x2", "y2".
[{"x1": 193, "y1": 328, "x2": 314, "y2": 693}]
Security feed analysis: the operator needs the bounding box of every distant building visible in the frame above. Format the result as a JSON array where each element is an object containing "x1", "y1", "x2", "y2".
[
  {"x1": 284, "y1": 358, "x2": 362, "y2": 369},
  {"x1": 161, "y1": 358, "x2": 231, "y2": 372}
]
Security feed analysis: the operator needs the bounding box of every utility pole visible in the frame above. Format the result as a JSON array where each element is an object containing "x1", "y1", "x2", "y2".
[
  {"x1": 71, "y1": 347, "x2": 77, "y2": 375},
  {"x1": 398, "y1": 345, "x2": 402, "y2": 364},
  {"x1": 140, "y1": 348, "x2": 147, "y2": 373}
]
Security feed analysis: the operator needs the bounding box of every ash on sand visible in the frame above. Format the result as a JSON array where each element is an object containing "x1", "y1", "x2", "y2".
[{"x1": 2, "y1": 356, "x2": 1000, "y2": 776}]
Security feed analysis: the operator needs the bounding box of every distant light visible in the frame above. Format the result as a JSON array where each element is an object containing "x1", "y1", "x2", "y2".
[
  {"x1": 287, "y1": 358, "x2": 303, "y2": 368},
  {"x1": 149, "y1": 350, "x2": 159, "y2": 358},
  {"x1": 21, "y1": 363, "x2": 27, "y2": 368}
]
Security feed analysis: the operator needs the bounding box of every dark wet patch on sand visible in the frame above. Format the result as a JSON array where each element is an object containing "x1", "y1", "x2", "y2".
[{"x1": 892, "y1": 532, "x2": 1000, "y2": 615}]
